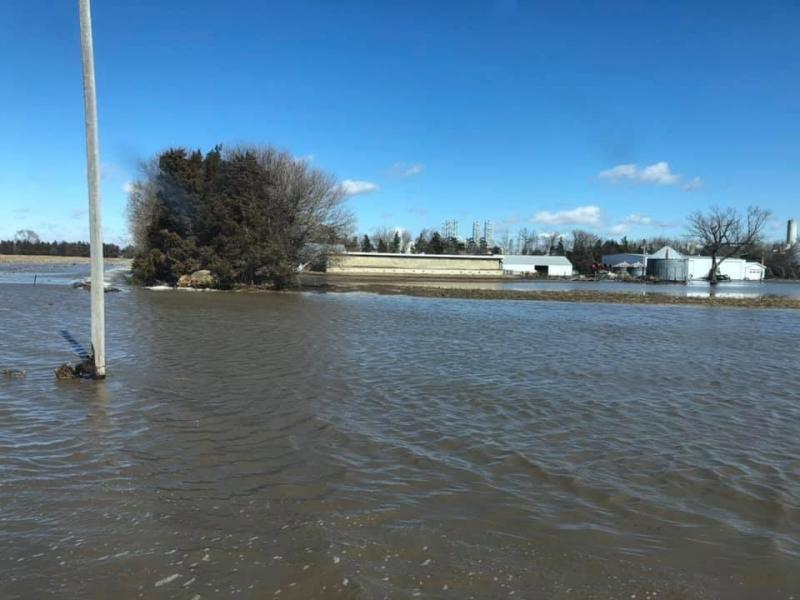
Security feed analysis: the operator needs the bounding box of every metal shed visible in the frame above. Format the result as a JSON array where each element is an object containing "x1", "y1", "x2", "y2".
[{"x1": 500, "y1": 255, "x2": 573, "y2": 277}]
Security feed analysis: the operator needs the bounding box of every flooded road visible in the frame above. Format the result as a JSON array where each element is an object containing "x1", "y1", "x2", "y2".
[{"x1": 1, "y1": 269, "x2": 799, "y2": 598}]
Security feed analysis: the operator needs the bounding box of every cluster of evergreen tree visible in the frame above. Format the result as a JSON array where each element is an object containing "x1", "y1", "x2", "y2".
[
  {"x1": 406, "y1": 229, "x2": 502, "y2": 255},
  {"x1": 0, "y1": 239, "x2": 129, "y2": 258},
  {"x1": 358, "y1": 231, "x2": 406, "y2": 253},
  {"x1": 128, "y1": 145, "x2": 352, "y2": 288},
  {"x1": 409, "y1": 231, "x2": 501, "y2": 255}
]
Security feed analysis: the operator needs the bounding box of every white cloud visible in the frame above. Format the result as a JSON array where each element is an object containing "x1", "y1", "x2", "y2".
[
  {"x1": 390, "y1": 162, "x2": 425, "y2": 178},
  {"x1": 608, "y1": 223, "x2": 630, "y2": 236},
  {"x1": 607, "y1": 213, "x2": 655, "y2": 236},
  {"x1": 682, "y1": 176, "x2": 703, "y2": 192},
  {"x1": 122, "y1": 181, "x2": 135, "y2": 194},
  {"x1": 532, "y1": 205, "x2": 602, "y2": 227},
  {"x1": 339, "y1": 179, "x2": 379, "y2": 197},
  {"x1": 403, "y1": 163, "x2": 424, "y2": 177},
  {"x1": 599, "y1": 161, "x2": 681, "y2": 185},
  {"x1": 599, "y1": 164, "x2": 638, "y2": 181},
  {"x1": 638, "y1": 162, "x2": 680, "y2": 184}
]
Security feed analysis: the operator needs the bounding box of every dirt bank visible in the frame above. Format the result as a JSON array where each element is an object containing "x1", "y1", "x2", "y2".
[
  {"x1": 0, "y1": 254, "x2": 132, "y2": 266},
  {"x1": 298, "y1": 278, "x2": 800, "y2": 310}
]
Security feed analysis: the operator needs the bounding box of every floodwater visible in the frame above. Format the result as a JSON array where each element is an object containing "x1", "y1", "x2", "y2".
[
  {"x1": 390, "y1": 278, "x2": 800, "y2": 299},
  {"x1": 1, "y1": 264, "x2": 799, "y2": 599}
]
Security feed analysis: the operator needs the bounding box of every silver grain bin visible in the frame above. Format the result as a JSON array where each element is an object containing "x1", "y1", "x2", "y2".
[{"x1": 647, "y1": 258, "x2": 688, "y2": 281}]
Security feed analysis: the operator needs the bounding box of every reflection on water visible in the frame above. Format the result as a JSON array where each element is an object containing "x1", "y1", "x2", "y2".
[
  {"x1": 1, "y1": 273, "x2": 799, "y2": 598},
  {"x1": 393, "y1": 278, "x2": 800, "y2": 299}
]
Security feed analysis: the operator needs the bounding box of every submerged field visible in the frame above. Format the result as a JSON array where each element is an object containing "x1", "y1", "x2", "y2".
[
  {"x1": 1, "y1": 262, "x2": 799, "y2": 598},
  {"x1": 304, "y1": 277, "x2": 800, "y2": 309}
]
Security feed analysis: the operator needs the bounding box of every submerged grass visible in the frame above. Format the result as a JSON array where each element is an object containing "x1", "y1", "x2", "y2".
[{"x1": 299, "y1": 278, "x2": 800, "y2": 310}]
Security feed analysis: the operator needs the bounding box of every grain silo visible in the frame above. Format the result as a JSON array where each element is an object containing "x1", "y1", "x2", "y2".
[{"x1": 647, "y1": 258, "x2": 688, "y2": 281}]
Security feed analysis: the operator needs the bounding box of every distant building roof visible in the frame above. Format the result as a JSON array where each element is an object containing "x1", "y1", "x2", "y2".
[
  {"x1": 603, "y1": 246, "x2": 683, "y2": 265},
  {"x1": 500, "y1": 255, "x2": 572, "y2": 266},
  {"x1": 649, "y1": 246, "x2": 683, "y2": 259},
  {"x1": 745, "y1": 262, "x2": 766, "y2": 270},
  {"x1": 305, "y1": 243, "x2": 346, "y2": 254},
  {"x1": 339, "y1": 252, "x2": 499, "y2": 260}
]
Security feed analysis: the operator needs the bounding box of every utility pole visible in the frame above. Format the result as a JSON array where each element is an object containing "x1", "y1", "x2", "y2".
[{"x1": 78, "y1": 0, "x2": 106, "y2": 378}]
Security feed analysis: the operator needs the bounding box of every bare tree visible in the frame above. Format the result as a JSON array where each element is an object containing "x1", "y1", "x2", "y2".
[
  {"x1": 516, "y1": 228, "x2": 537, "y2": 255},
  {"x1": 687, "y1": 206, "x2": 770, "y2": 284},
  {"x1": 545, "y1": 232, "x2": 561, "y2": 255},
  {"x1": 371, "y1": 227, "x2": 395, "y2": 251},
  {"x1": 570, "y1": 229, "x2": 599, "y2": 249},
  {"x1": 126, "y1": 161, "x2": 161, "y2": 249},
  {"x1": 568, "y1": 230, "x2": 600, "y2": 273},
  {"x1": 14, "y1": 229, "x2": 40, "y2": 244},
  {"x1": 399, "y1": 229, "x2": 413, "y2": 253},
  {"x1": 645, "y1": 236, "x2": 694, "y2": 255}
]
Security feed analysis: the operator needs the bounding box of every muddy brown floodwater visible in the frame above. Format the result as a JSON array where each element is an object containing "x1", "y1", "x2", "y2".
[{"x1": 1, "y1": 268, "x2": 799, "y2": 599}]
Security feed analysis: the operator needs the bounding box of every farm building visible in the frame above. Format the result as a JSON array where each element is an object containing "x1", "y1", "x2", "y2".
[
  {"x1": 683, "y1": 257, "x2": 765, "y2": 281},
  {"x1": 327, "y1": 252, "x2": 503, "y2": 276},
  {"x1": 601, "y1": 246, "x2": 682, "y2": 270},
  {"x1": 602, "y1": 246, "x2": 765, "y2": 281},
  {"x1": 500, "y1": 255, "x2": 573, "y2": 277}
]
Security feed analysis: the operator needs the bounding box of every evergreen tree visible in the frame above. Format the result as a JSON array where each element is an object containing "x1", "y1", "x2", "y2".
[
  {"x1": 128, "y1": 145, "x2": 352, "y2": 288},
  {"x1": 413, "y1": 233, "x2": 428, "y2": 253},
  {"x1": 428, "y1": 232, "x2": 445, "y2": 254},
  {"x1": 390, "y1": 231, "x2": 401, "y2": 253},
  {"x1": 377, "y1": 238, "x2": 388, "y2": 253},
  {"x1": 361, "y1": 234, "x2": 374, "y2": 252}
]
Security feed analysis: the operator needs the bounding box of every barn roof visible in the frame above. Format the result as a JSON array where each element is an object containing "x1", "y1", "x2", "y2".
[{"x1": 500, "y1": 255, "x2": 573, "y2": 266}]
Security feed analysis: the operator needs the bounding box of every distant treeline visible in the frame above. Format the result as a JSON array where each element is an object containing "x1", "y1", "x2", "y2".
[
  {"x1": 0, "y1": 240, "x2": 133, "y2": 258},
  {"x1": 350, "y1": 226, "x2": 800, "y2": 279},
  {"x1": 346, "y1": 228, "x2": 504, "y2": 256}
]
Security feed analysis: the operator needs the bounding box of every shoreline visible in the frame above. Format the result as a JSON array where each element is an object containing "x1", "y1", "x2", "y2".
[
  {"x1": 3, "y1": 257, "x2": 798, "y2": 308},
  {"x1": 297, "y1": 281, "x2": 800, "y2": 309},
  {"x1": 0, "y1": 254, "x2": 132, "y2": 265}
]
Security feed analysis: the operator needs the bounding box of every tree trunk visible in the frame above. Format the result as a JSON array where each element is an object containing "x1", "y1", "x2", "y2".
[{"x1": 709, "y1": 253, "x2": 718, "y2": 285}]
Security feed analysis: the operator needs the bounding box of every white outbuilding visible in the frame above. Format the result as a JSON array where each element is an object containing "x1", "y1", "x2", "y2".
[
  {"x1": 602, "y1": 246, "x2": 765, "y2": 281},
  {"x1": 685, "y1": 257, "x2": 765, "y2": 281},
  {"x1": 500, "y1": 255, "x2": 573, "y2": 277}
]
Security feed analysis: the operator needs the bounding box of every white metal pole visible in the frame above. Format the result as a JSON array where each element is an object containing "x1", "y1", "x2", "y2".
[{"x1": 78, "y1": 0, "x2": 106, "y2": 378}]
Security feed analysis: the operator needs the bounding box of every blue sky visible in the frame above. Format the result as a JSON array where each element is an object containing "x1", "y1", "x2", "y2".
[{"x1": 1, "y1": 0, "x2": 798, "y2": 245}]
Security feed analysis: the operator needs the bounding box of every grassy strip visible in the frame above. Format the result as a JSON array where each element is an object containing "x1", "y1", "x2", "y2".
[
  {"x1": 311, "y1": 282, "x2": 800, "y2": 309},
  {"x1": 0, "y1": 254, "x2": 132, "y2": 265}
]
